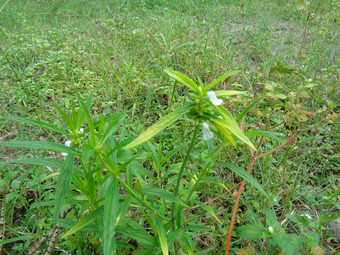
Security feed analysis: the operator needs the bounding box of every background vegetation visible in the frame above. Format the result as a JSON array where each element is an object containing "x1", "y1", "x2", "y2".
[{"x1": 0, "y1": 0, "x2": 339, "y2": 254}]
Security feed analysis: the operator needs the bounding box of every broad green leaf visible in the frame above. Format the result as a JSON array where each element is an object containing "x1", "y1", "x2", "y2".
[
  {"x1": 236, "y1": 96, "x2": 264, "y2": 123},
  {"x1": 194, "y1": 200, "x2": 221, "y2": 224},
  {"x1": 140, "y1": 188, "x2": 189, "y2": 208},
  {"x1": 236, "y1": 221, "x2": 264, "y2": 241},
  {"x1": 296, "y1": 0, "x2": 308, "y2": 10},
  {"x1": 125, "y1": 104, "x2": 193, "y2": 149},
  {"x1": 2, "y1": 117, "x2": 68, "y2": 135},
  {"x1": 164, "y1": 69, "x2": 199, "y2": 93},
  {"x1": 103, "y1": 179, "x2": 119, "y2": 255},
  {"x1": 219, "y1": 162, "x2": 271, "y2": 201},
  {"x1": 244, "y1": 130, "x2": 283, "y2": 142},
  {"x1": 203, "y1": 70, "x2": 240, "y2": 92},
  {"x1": 155, "y1": 216, "x2": 169, "y2": 255},
  {"x1": 53, "y1": 155, "x2": 74, "y2": 223},
  {"x1": 273, "y1": 233, "x2": 303, "y2": 255},
  {"x1": 212, "y1": 106, "x2": 256, "y2": 150},
  {"x1": 0, "y1": 141, "x2": 81, "y2": 156},
  {"x1": 61, "y1": 206, "x2": 104, "y2": 239},
  {"x1": 215, "y1": 90, "x2": 247, "y2": 97}
]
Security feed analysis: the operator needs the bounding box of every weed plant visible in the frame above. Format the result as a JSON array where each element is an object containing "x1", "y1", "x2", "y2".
[{"x1": 0, "y1": 0, "x2": 339, "y2": 254}]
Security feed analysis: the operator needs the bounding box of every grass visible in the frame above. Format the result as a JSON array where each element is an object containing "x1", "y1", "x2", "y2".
[{"x1": 0, "y1": 0, "x2": 339, "y2": 254}]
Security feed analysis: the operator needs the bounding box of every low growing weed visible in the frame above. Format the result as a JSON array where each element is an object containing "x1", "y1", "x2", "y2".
[{"x1": 1, "y1": 68, "x2": 337, "y2": 254}]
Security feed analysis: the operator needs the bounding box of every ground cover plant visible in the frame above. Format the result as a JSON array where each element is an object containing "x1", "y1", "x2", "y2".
[{"x1": 0, "y1": 0, "x2": 339, "y2": 254}]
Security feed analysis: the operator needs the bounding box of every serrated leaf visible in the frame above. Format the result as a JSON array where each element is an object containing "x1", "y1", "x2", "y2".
[
  {"x1": 2, "y1": 117, "x2": 68, "y2": 135},
  {"x1": 219, "y1": 162, "x2": 271, "y2": 201},
  {"x1": 0, "y1": 141, "x2": 81, "y2": 156},
  {"x1": 125, "y1": 104, "x2": 193, "y2": 149},
  {"x1": 203, "y1": 70, "x2": 240, "y2": 92},
  {"x1": 53, "y1": 155, "x2": 74, "y2": 223},
  {"x1": 140, "y1": 188, "x2": 188, "y2": 208},
  {"x1": 164, "y1": 69, "x2": 199, "y2": 93},
  {"x1": 237, "y1": 222, "x2": 264, "y2": 241},
  {"x1": 273, "y1": 233, "x2": 303, "y2": 255}
]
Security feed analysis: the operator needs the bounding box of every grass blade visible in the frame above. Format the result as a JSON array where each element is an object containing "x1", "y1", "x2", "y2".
[{"x1": 155, "y1": 216, "x2": 169, "y2": 255}]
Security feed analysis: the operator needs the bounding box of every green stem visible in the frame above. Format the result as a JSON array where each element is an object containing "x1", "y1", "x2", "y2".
[
  {"x1": 171, "y1": 125, "x2": 199, "y2": 232},
  {"x1": 185, "y1": 143, "x2": 225, "y2": 202}
]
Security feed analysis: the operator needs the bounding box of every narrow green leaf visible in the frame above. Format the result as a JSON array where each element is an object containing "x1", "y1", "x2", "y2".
[
  {"x1": 140, "y1": 188, "x2": 189, "y2": 208},
  {"x1": 125, "y1": 104, "x2": 193, "y2": 149},
  {"x1": 100, "y1": 112, "x2": 126, "y2": 144},
  {"x1": 2, "y1": 117, "x2": 68, "y2": 135},
  {"x1": 219, "y1": 162, "x2": 271, "y2": 201},
  {"x1": 117, "y1": 228, "x2": 156, "y2": 247},
  {"x1": 75, "y1": 90, "x2": 95, "y2": 143},
  {"x1": 212, "y1": 121, "x2": 237, "y2": 148},
  {"x1": 212, "y1": 106, "x2": 256, "y2": 150},
  {"x1": 203, "y1": 70, "x2": 240, "y2": 92},
  {"x1": 61, "y1": 206, "x2": 104, "y2": 239},
  {"x1": 164, "y1": 69, "x2": 199, "y2": 93},
  {"x1": 103, "y1": 179, "x2": 119, "y2": 255},
  {"x1": 215, "y1": 90, "x2": 246, "y2": 97},
  {"x1": 0, "y1": 141, "x2": 81, "y2": 156},
  {"x1": 182, "y1": 225, "x2": 212, "y2": 232},
  {"x1": 53, "y1": 104, "x2": 75, "y2": 131},
  {"x1": 236, "y1": 96, "x2": 264, "y2": 123},
  {"x1": 244, "y1": 130, "x2": 283, "y2": 142},
  {"x1": 0, "y1": 235, "x2": 33, "y2": 246},
  {"x1": 155, "y1": 216, "x2": 169, "y2": 255},
  {"x1": 54, "y1": 155, "x2": 74, "y2": 223},
  {"x1": 194, "y1": 200, "x2": 222, "y2": 224}
]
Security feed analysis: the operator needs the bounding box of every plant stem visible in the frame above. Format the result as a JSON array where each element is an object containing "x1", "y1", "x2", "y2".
[{"x1": 171, "y1": 124, "x2": 199, "y2": 253}]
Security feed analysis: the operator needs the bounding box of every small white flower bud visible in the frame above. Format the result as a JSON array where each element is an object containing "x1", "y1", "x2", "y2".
[
  {"x1": 202, "y1": 122, "x2": 213, "y2": 140},
  {"x1": 268, "y1": 226, "x2": 274, "y2": 233},
  {"x1": 61, "y1": 140, "x2": 71, "y2": 156},
  {"x1": 207, "y1": 91, "x2": 223, "y2": 106}
]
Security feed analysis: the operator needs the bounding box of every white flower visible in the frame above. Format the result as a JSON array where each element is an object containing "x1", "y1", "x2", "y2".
[
  {"x1": 207, "y1": 91, "x2": 223, "y2": 106},
  {"x1": 61, "y1": 140, "x2": 71, "y2": 156},
  {"x1": 79, "y1": 128, "x2": 84, "y2": 133},
  {"x1": 202, "y1": 122, "x2": 213, "y2": 140},
  {"x1": 300, "y1": 213, "x2": 312, "y2": 220},
  {"x1": 268, "y1": 226, "x2": 274, "y2": 233}
]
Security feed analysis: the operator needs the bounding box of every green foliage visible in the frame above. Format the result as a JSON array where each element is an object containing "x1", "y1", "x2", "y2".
[{"x1": 0, "y1": 0, "x2": 338, "y2": 254}]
